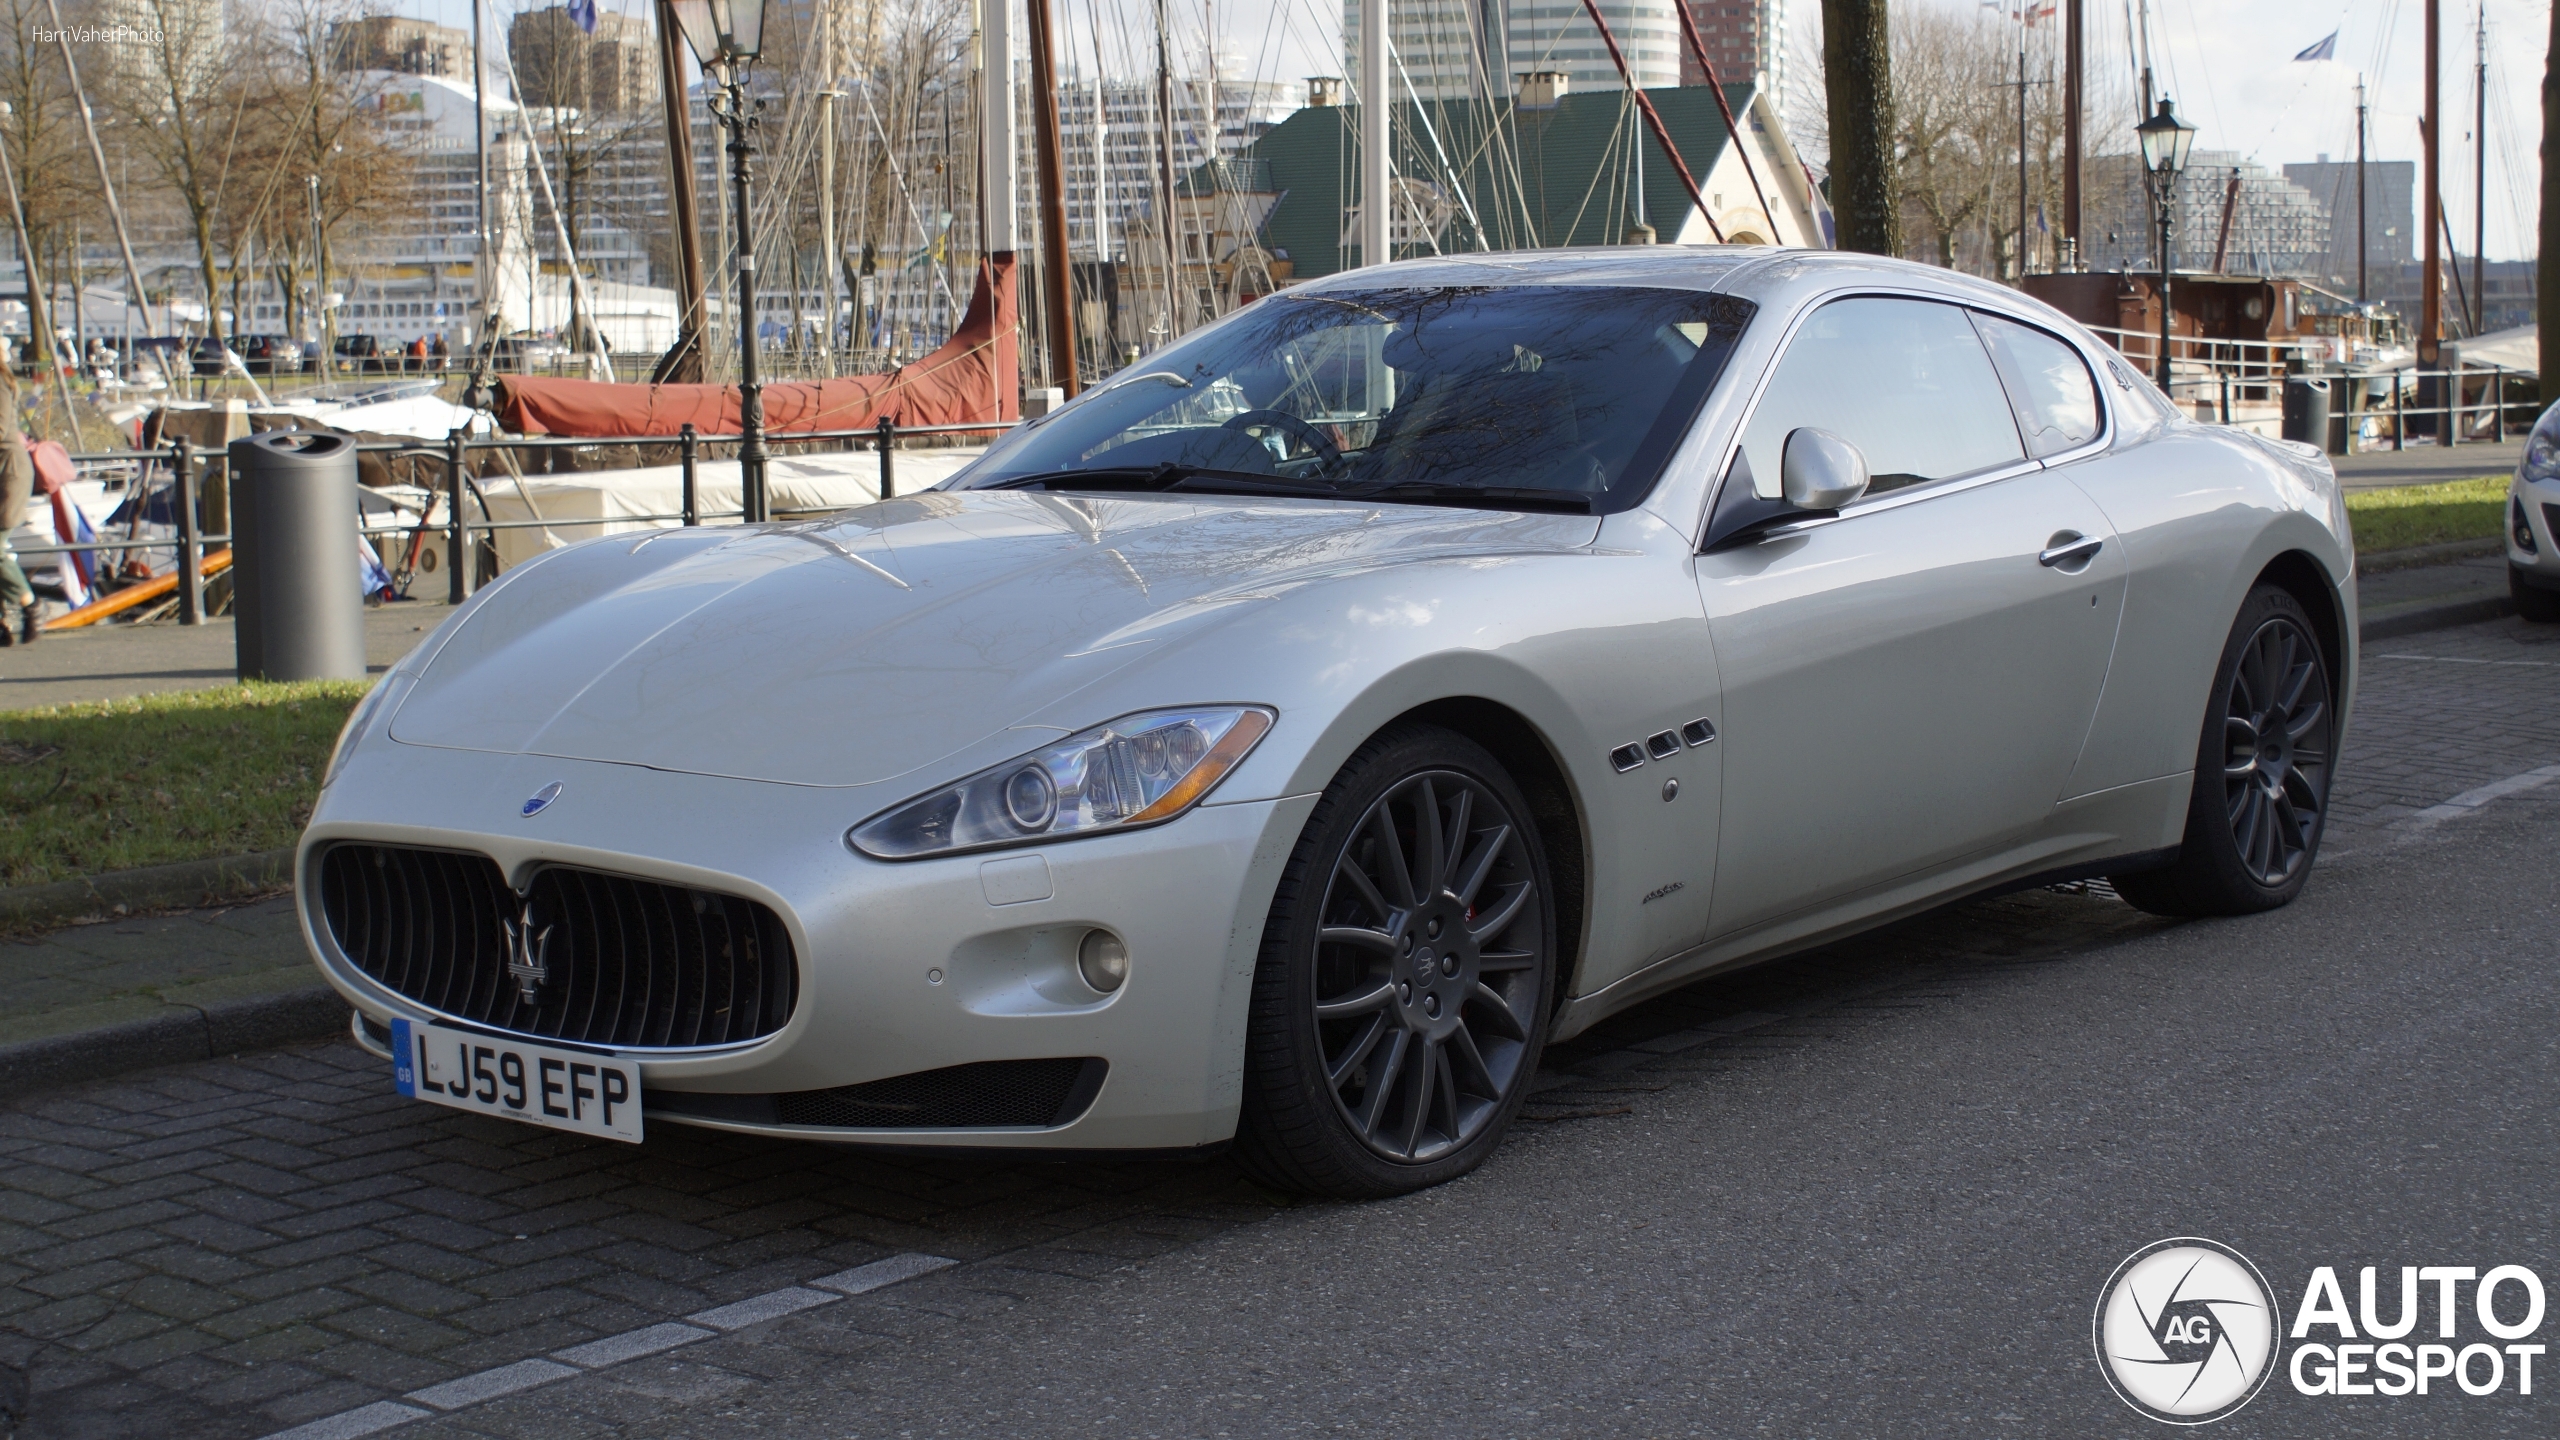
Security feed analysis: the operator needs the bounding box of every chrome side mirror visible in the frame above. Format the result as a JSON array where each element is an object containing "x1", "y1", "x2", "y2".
[{"x1": 1781, "y1": 428, "x2": 1870, "y2": 511}]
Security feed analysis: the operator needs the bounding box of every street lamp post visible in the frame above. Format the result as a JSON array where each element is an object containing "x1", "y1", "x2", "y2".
[
  {"x1": 671, "y1": 0, "x2": 771, "y2": 523},
  {"x1": 2136, "y1": 97, "x2": 2196, "y2": 393}
]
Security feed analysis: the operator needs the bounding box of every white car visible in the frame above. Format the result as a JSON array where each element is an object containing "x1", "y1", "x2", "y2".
[
  {"x1": 2507, "y1": 399, "x2": 2560, "y2": 623},
  {"x1": 301, "y1": 249, "x2": 2356, "y2": 1197}
]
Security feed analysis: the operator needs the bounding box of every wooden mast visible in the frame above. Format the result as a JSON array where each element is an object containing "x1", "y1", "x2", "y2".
[
  {"x1": 2419, "y1": 0, "x2": 2441, "y2": 375},
  {"x1": 1027, "y1": 0, "x2": 1079, "y2": 394},
  {"x1": 651, "y1": 0, "x2": 709, "y2": 383},
  {"x1": 2063, "y1": 0, "x2": 2081, "y2": 265}
]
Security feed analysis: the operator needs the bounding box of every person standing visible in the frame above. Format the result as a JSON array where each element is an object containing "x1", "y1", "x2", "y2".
[{"x1": 0, "y1": 407, "x2": 36, "y2": 646}]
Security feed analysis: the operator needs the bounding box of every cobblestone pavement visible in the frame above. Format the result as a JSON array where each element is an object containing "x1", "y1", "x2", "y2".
[{"x1": 2, "y1": 614, "x2": 2554, "y2": 1440}]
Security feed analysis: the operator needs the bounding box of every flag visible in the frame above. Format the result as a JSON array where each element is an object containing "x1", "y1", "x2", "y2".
[
  {"x1": 2293, "y1": 31, "x2": 2337, "y2": 61},
  {"x1": 566, "y1": 0, "x2": 598, "y2": 33}
]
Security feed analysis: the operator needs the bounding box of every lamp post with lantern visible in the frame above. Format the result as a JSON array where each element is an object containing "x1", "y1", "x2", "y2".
[
  {"x1": 670, "y1": 0, "x2": 771, "y2": 522},
  {"x1": 2136, "y1": 96, "x2": 2196, "y2": 392}
]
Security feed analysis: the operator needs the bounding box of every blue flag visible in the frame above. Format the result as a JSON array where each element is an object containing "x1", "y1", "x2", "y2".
[
  {"x1": 567, "y1": 0, "x2": 598, "y2": 33},
  {"x1": 2293, "y1": 31, "x2": 2337, "y2": 61}
]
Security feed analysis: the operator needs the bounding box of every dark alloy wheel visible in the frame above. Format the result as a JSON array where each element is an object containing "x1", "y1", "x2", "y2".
[
  {"x1": 2115, "y1": 585, "x2": 2337, "y2": 917},
  {"x1": 1235, "y1": 725, "x2": 1554, "y2": 1197},
  {"x1": 2218, "y1": 612, "x2": 2333, "y2": 885}
]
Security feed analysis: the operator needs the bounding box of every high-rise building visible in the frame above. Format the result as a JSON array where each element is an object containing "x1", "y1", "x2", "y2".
[
  {"x1": 2079, "y1": 151, "x2": 2330, "y2": 279},
  {"x1": 330, "y1": 15, "x2": 471, "y2": 81},
  {"x1": 509, "y1": 6, "x2": 658, "y2": 116},
  {"x1": 1345, "y1": 0, "x2": 1679, "y2": 104},
  {"x1": 2279, "y1": 158, "x2": 2415, "y2": 292},
  {"x1": 1678, "y1": 0, "x2": 1784, "y2": 105}
]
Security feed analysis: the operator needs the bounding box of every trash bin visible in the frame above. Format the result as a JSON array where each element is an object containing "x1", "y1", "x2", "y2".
[
  {"x1": 2282, "y1": 376, "x2": 2331, "y2": 448},
  {"x1": 229, "y1": 431, "x2": 366, "y2": 682}
]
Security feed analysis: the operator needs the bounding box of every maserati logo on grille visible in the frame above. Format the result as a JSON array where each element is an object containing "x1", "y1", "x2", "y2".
[
  {"x1": 502, "y1": 907, "x2": 556, "y2": 1006},
  {"x1": 522, "y1": 781, "x2": 564, "y2": 818}
]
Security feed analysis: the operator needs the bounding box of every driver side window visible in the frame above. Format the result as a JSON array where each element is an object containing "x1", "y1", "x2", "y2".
[{"x1": 1737, "y1": 297, "x2": 2027, "y2": 498}]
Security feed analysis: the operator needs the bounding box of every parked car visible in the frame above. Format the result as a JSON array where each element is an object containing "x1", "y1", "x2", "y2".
[
  {"x1": 333, "y1": 333, "x2": 388, "y2": 373},
  {"x1": 238, "y1": 334, "x2": 304, "y2": 375},
  {"x1": 2507, "y1": 399, "x2": 2560, "y2": 623},
  {"x1": 189, "y1": 337, "x2": 245, "y2": 377},
  {"x1": 302, "y1": 250, "x2": 2356, "y2": 1199}
]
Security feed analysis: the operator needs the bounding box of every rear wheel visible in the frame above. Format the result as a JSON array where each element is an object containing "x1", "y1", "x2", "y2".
[
  {"x1": 1234, "y1": 725, "x2": 1556, "y2": 1199},
  {"x1": 2513, "y1": 566, "x2": 2560, "y2": 623},
  {"x1": 2114, "y1": 585, "x2": 2336, "y2": 917}
]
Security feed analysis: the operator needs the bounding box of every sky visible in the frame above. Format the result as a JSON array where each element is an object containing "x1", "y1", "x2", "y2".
[{"x1": 413, "y1": 0, "x2": 2546, "y2": 261}]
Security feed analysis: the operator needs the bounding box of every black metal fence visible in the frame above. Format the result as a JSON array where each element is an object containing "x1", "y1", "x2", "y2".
[{"x1": 14, "y1": 418, "x2": 1015, "y2": 626}]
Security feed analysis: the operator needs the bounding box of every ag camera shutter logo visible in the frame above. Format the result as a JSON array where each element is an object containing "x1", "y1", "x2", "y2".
[{"x1": 2093, "y1": 1238, "x2": 2281, "y2": 1424}]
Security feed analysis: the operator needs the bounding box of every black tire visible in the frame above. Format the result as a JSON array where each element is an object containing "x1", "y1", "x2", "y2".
[
  {"x1": 2514, "y1": 566, "x2": 2560, "y2": 624},
  {"x1": 2113, "y1": 585, "x2": 2337, "y2": 917},
  {"x1": 1233, "y1": 724, "x2": 1557, "y2": 1199}
]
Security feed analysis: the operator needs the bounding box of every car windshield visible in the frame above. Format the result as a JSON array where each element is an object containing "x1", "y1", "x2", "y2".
[{"x1": 959, "y1": 285, "x2": 1754, "y2": 513}]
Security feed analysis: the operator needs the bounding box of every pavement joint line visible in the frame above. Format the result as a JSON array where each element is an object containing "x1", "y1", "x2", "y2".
[{"x1": 252, "y1": 1253, "x2": 954, "y2": 1440}]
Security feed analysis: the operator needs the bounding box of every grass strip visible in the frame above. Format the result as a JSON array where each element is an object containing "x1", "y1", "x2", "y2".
[
  {"x1": 2344, "y1": 475, "x2": 2510, "y2": 554},
  {"x1": 1, "y1": 681, "x2": 368, "y2": 888}
]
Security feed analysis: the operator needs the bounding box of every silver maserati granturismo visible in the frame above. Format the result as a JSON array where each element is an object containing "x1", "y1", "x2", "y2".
[{"x1": 302, "y1": 249, "x2": 2354, "y2": 1197}]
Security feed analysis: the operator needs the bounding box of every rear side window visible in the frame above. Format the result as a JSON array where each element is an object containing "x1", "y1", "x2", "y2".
[
  {"x1": 1972, "y1": 312, "x2": 2103, "y2": 457},
  {"x1": 1737, "y1": 296, "x2": 2026, "y2": 497}
]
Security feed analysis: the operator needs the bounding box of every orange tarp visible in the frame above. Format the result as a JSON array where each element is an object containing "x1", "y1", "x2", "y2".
[{"x1": 494, "y1": 254, "x2": 1020, "y2": 439}]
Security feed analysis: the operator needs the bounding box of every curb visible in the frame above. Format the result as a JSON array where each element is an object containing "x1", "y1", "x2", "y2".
[
  {"x1": 0, "y1": 847, "x2": 296, "y2": 934},
  {"x1": 2356, "y1": 536, "x2": 2504, "y2": 573},
  {"x1": 2359, "y1": 593, "x2": 2518, "y2": 641},
  {"x1": 0, "y1": 984, "x2": 348, "y2": 1099}
]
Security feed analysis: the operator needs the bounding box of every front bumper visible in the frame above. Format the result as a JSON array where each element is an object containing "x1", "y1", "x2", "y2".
[
  {"x1": 302, "y1": 740, "x2": 1312, "y2": 1151},
  {"x1": 2509, "y1": 474, "x2": 2560, "y2": 587}
]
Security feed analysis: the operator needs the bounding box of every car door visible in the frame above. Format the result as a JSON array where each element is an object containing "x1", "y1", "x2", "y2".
[{"x1": 1696, "y1": 295, "x2": 2127, "y2": 938}]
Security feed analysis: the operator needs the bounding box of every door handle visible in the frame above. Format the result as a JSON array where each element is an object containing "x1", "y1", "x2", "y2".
[{"x1": 2039, "y1": 534, "x2": 2104, "y2": 569}]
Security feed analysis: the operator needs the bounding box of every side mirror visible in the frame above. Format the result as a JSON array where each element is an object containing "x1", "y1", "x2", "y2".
[
  {"x1": 1700, "y1": 428, "x2": 1871, "y2": 552},
  {"x1": 1780, "y1": 427, "x2": 1870, "y2": 511}
]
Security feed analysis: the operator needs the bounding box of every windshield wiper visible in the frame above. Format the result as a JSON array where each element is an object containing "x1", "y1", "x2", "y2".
[{"x1": 1337, "y1": 481, "x2": 1594, "y2": 515}]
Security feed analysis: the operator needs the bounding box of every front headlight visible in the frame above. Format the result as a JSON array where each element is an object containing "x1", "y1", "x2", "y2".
[
  {"x1": 2523, "y1": 400, "x2": 2560, "y2": 485},
  {"x1": 848, "y1": 706, "x2": 1276, "y2": 860}
]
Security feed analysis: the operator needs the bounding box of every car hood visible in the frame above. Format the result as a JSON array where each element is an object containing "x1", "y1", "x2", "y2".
[{"x1": 389, "y1": 491, "x2": 1599, "y2": 788}]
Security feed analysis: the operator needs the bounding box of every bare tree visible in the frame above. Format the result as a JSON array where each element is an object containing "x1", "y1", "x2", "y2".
[{"x1": 1820, "y1": 0, "x2": 1899, "y2": 256}]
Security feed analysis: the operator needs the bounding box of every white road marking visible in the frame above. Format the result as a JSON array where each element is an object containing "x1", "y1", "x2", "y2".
[
  {"x1": 2373, "y1": 652, "x2": 2557, "y2": 668},
  {"x1": 256, "y1": 1253, "x2": 958, "y2": 1440},
  {"x1": 2401, "y1": 763, "x2": 2560, "y2": 828}
]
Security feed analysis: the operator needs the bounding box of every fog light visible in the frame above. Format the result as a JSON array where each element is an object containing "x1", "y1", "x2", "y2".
[{"x1": 1077, "y1": 929, "x2": 1129, "y2": 993}]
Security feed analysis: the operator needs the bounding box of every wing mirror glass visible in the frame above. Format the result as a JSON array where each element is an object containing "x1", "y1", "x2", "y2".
[
  {"x1": 1701, "y1": 428, "x2": 1872, "y2": 552},
  {"x1": 1780, "y1": 427, "x2": 1870, "y2": 511}
]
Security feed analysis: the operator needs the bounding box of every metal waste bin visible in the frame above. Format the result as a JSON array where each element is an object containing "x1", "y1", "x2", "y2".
[
  {"x1": 2282, "y1": 376, "x2": 2331, "y2": 449},
  {"x1": 229, "y1": 430, "x2": 366, "y2": 682}
]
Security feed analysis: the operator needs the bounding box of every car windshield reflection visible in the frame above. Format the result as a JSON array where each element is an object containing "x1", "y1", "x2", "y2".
[{"x1": 962, "y1": 286, "x2": 1756, "y2": 514}]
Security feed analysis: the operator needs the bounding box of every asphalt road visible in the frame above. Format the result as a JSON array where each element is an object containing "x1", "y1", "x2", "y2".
[{"x1": 4, "y1": 614, "x2": 2556, "y2": 1439}]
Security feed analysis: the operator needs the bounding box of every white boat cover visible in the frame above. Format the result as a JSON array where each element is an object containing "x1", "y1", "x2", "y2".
[{"x1": 474, "y1": 447, "x2": 985, "y2": 569}]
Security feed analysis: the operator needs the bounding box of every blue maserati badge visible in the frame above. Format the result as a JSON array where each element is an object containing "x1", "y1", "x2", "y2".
[{"x1": 522, "y1": 781, "x2": 564, "y2": 818}]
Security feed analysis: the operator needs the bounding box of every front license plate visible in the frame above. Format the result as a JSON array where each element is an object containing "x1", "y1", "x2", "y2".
[{"x1": 392, "y1": 1018, "x2": 643, "y2": 1143}]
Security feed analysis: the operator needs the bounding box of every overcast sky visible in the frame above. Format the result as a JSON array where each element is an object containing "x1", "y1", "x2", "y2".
[{"x1": 427, "y1": 0, "x2": 2544, "y2": 261}]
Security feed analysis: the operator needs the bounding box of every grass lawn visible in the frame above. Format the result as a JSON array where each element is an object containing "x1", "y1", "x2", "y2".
[
  {"x1": 0, "y1": 681, "x2": 369, "y2": 889},
  {"x1": 2345, "y1": 475, "x2": 2511, "y2": 554}
]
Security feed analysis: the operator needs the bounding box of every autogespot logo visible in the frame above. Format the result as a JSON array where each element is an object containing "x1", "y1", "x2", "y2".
[{"x1": 2094, "y1": 1238, "x2": 2282, "y2": 1424}]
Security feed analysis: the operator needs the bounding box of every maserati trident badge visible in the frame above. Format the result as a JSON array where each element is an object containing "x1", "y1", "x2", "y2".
[
  {"x1": 502, "y1": 907, "x2": 555, "y2": 1006},
  {"x1": 522, "y1": 781, "x2": 564, "y2": 818}
]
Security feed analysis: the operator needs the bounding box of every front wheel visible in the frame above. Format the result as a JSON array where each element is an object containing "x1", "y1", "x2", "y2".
[
  {"x1": 2113, "y1": 585, "x2": 2337, "y2": 917},
  {"x1": 1234, "y1": 725, "x2": 1556, "y2": 1198}
]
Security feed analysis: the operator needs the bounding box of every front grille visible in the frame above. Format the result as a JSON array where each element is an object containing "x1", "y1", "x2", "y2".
[
  {"x1": 318, "y1": 843, "x2": 796, "y2": 1049},
  {"x1": 770, "y1": 1058, "x2": 1106, "y2": 1128},
  {"x1": 2541, "y1": 502, "x2": 2559, "y2": 553}
]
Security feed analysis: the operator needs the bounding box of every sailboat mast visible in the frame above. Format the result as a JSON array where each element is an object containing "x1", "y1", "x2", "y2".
[
  {"x1": 1155, "y1": 0, "x2": 1179, "y2": 336},
  {"x1": 2472, "y1": 1, "x2": 2485, "y2": 334},
  {"x1": 2063, "y1": 0, "x2": 2081, "y2": 265},
  {"x1": 1358, "y1": 0, "x2": 1387, "y2": 266},
  {"x1": 654, "y1": 0, "x2": 708, "y2": 381},
  {"x1": 2356, "y1": 79, "x2": 2368, "y2": 302},
  {"x1": 2420, "y1": 0, "x2": 2440, "y2": 376},
  {"x1": 1028, "y1": 0, "x2": 1079, "y2": 392}
]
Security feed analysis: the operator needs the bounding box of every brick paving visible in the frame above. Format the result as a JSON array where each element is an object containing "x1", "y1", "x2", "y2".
[{"x1": 1, "y1": 613, "x2": 2553, "y2": 1440}]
